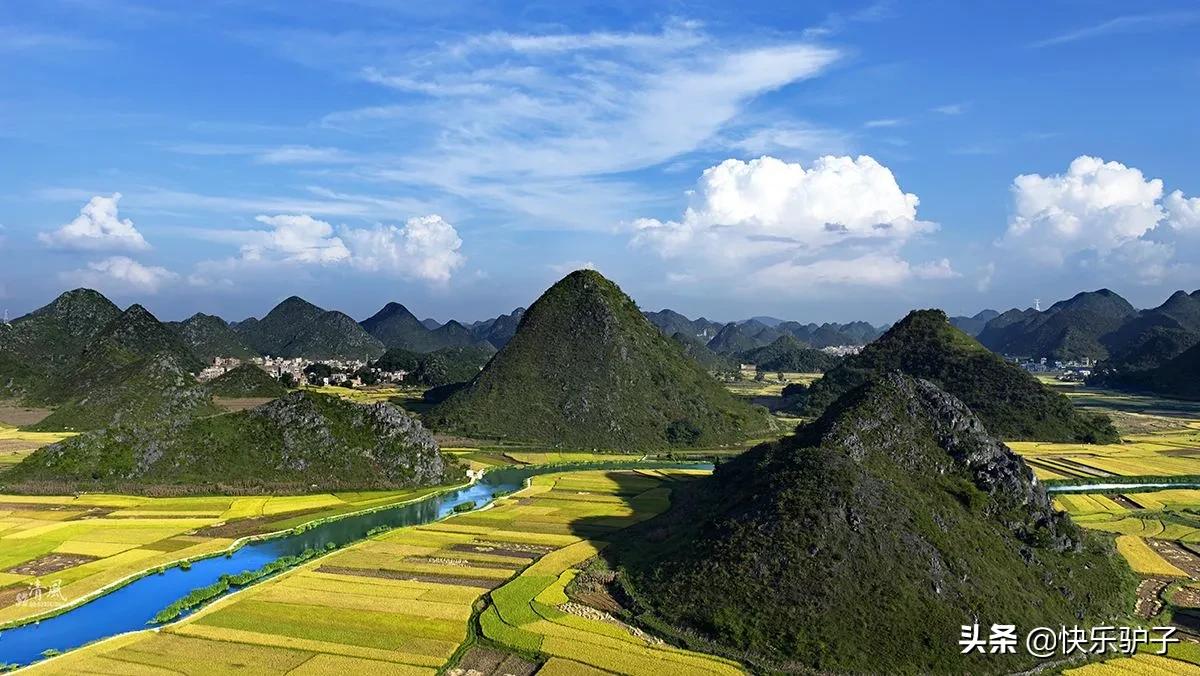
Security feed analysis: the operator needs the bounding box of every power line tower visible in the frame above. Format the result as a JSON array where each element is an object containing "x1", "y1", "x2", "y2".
[{"x1": 1034, "y1": 298, "x2": 1041, "y2": 312}]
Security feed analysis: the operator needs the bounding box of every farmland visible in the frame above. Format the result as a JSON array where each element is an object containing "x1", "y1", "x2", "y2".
[
  {"x1": 18, "y1": 468, "x2": 734, "y2": 676},
  {"x1": 0, "y1": 487, "x2": 447, "y2": 628},
  {"x1": 0, "y1": 425, "x2": 74, "y2": 472}
]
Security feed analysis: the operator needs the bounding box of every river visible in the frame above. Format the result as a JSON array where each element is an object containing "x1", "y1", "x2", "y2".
[{"x1": 0, "y1": 461, "x2": 707, "y2": 668}]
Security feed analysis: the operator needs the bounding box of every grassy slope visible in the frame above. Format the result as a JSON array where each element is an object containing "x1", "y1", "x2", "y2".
[
  {"x1": 429, "y1": 270, "x2": 770, "y2": 450},
  {"x1": 805, "y1": 309, "x2": 1119, "y2": 443},
  {"x1": 207, "y1": 364, "x2": 287, "y2": 398}
]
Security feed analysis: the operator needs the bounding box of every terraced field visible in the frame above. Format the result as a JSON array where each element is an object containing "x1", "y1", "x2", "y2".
[
  {"x1": 0, "y1": 488, "x2": 446, "y2": 627},
  {"x1": 20, "y1": 468, "x2": 737, "y2": 675},
  {"x1": 1014, "y1": 425, "x2": 1200, "y2": 480}
]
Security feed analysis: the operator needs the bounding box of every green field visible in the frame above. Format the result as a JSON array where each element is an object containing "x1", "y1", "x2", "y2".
[
  {"x1": 0, "y1": 488, "x2": 447, "y2": 628},
  {"x1": 20, "y1": 468, "x2": 735, "y2": 676}
]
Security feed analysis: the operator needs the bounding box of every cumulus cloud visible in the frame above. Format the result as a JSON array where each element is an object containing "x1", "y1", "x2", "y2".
[
  {"x1": 1001, "y1": 155, "x2": 1200, "y2": 282},
  {"x1": 340, "y1": 215, "x2": 464, "y2": 283},
  {"x1": 39, "y1": 193, "x2": 150, "y2": 252},
  {"x1": 64, "y1": 256, "x2": 177, "y2": 294},
  {"x1": 632, "y1": 155, "x2": 947, "y2": 290},
  {"x1": 205, "y1": 213, "x2": 464, "y2": 284}
]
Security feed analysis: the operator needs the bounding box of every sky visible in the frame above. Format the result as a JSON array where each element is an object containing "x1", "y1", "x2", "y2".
[{"x1": 1, "y1": 0, "x2": 1198, "y2": 325}]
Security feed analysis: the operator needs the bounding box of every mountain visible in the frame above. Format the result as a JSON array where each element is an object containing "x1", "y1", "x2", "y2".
[
  {"x1": 30, "y1": 353, "x2": 219, "y2": 432},
  {"x1": 609, "y1": 374, "x2": 1132, "y2": 674},
  {"x1": 239, "y1": 297, "x2": 384, "y2": 359},
  {"x1": 1099, "y1": 341, "x2": 1200, "y2": 400},
  {"x1": 0, "y1": 289, "x2": 122, "y2": 401},
  {"x1": 643, "y1": 309, "x2": 722, "y2": 341},
  {"x1": 977, "y1": 289, "x2": 1137, "y2": 360},
  {"x1": 669, "y1": 332, "x2": 735, "y2": 372},
  {"x1": 6, "y1": 391, "x2": 461, "y2": 493},
  {"x1": 470, "y1": 307, "x2": 526, "y2": 349},
  {"x1": 805, "y1": 310, "x2": 1118, "y2": 443},
  {"x1": 168, "y1": 313, "x2": 256, "y2": 361},
  {"x1": 949, "y1": 309, "x2": 1000, "y2": 336},
  {"x1": 428, "y1": 270, "x2": 771, "y2": 449},
  {"x1": 207, "y1": 364, "x2": 287, "y2": 398},
  {"x1": 420, "y1": 318, "x2": 441, "y2": 330},
  {"x1": 775, "y1": 320, "x2": 882, "y2": 347},
  {"x1": 373, "y1": 345, "x2": 493, "y2": 387},
  {"x1": 706, "y1": 321, "x2": 782, "y2": 355},
  {"x1": 736, "y1": 335, "x2": 841, "y2": 372},
  {"x1": 742, "y1": 315, "x2": 785, "y2": 327},
  {"x1": 360, "y1": 302, "x2": 440, "y2": 351},
  {"x1": 432, "y1": 320, "x2": 496, "y2": 354},
  {"x1": 1098, "y1": 290, "x2": 1200, "y2": 372}
]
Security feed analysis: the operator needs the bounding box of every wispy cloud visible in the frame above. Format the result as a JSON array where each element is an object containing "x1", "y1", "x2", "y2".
[
  {"x1": 1032, "y1": 11, "x2": 1200, "y2": 48},
  {"x1": 931, "y1": 103, "x2": 967, "y2": 115},
  {"x1": 864, "y1": 118, "x2": 904, "y2": 128},
  {"x1": 164, "y1": 143, "x2": 357, "y2": 165}
]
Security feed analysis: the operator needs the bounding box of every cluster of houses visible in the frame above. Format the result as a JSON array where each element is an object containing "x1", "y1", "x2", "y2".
[
  {"x1": 820, "y1": 345, "x2": 862, "y2": 357},
  {"x1": 197, "y1": 355, "x2": 409, "y2": 388}
]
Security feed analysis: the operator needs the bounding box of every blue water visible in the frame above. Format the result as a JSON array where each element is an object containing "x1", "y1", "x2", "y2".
[{"x1": 0, "y1": 462, "x2": 706, "y2": 668}]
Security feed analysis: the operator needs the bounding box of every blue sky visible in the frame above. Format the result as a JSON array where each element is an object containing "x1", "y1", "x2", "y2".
[{"x1": 2, "y1": 0, "x2": 1198, "y2": 325}]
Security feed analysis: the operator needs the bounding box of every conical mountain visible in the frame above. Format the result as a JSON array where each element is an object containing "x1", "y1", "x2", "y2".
[
  {"x1": 610, "y1": 374, "x2": 1132, "y2": 674},
  {"x1": 805, "y1": 309, "x2": 1118, "y2": 442},
  {"x1": 1099, "y1": 289, "x2": 1200, "y2": 371},
  {"x1": 0, "y1": 288, "x2": 122, "y2": 401},
  {"x1": 471, "y1": 307, "x2": 525, "y2": 349},
  {"x1": 360, "y1": 302, "x2": 440, "y2": 351},
  {"x1": 239, "y1": 296, "x2": 384, "y2": 359},
  {"x1": 169, "y1": 313, "x2": 256, "y2": 361},
  {"x1": 429, "y1": 270, "x2": 771, "y2": 449}
]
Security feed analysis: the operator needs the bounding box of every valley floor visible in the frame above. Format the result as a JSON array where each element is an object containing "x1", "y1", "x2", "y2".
[{"x1": 18, "y1": 468, "x2": 738, "y2": 676}]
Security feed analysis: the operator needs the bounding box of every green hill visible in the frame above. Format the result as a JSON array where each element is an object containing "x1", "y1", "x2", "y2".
[
  {"x1": 736, "y1": 335, "x2": 840, "y2": 372},
  {"x1": 373, "y1": 345, "x2": 493, "y2": 386},
  {"x1": 428, "y1": 270, "x2": 771, "y2": 449},
  {"x1": 361, "y1": 303, "x2": 494, "y2": 353},
  {"x1": 1100, "y1": 341, "x2": 1200, "y2": 400},
  {"x1": 6, "y1": 391, "x2": 461, "y2": 493},
  {"x1": 238, "y1": 296, "x2": 384, "y2": 359},
  {"x1": 669, "y1": 332, "x2": 735, "y2": 372},
  {"x1": 208, "y1": 364, "x2": 287, "y2": 398},
  {"x1": 805, "y1": 310, "x2": 1118, "y2": 443},
  {"x1": 1098, "y1": 290, "x2": 1200, "y2": 372},
  {"x1": 169, "y1": 313, "x2": 257, "y2": 361},
  {"x1": 0, "y1": 289, "x2": 122, "y2": 401},
  {"x1": 609, "y1": 373, "x2": 1133, "y2": 674},
  {"x1": 470, "y1": 307, "x2": 526, "y2": 349},
  {"x1": 977, "y1": 289, "x2": 1136, "y2": 360},
  {"x1": 30, "y1": 352, "x2": 220, "y2": 432},
  {"x1": 949, "y1": 309, "x2": 1000, "y2": 336},
  {"x1": 705, "y1": 321, "x2": 780, "y2": 354}
]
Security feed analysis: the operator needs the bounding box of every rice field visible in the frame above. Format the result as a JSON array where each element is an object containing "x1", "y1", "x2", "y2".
[
  {"x1": 1064, "y1": 652, "x2": 1200, "y2": 675},
  {"x1": 299, "y1": 384, "x2": 416, "y2": 404},
  {"x1": 0, "y1": 424, "x2": 75, "y2": 470},
  {"x1": 19, "y1": 468, "x2": 733, "y2": 675},
  {"x1": 1012, "y1": 423, "x2": 1200, "y2": 481},
  {"x1": 0, "y1": 488, "x2": 444, "y2": 627}
]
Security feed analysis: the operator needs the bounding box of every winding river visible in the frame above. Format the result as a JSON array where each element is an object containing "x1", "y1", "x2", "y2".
[{"x1": 0, "y1": 461, "x2": 707, "y2": 668}]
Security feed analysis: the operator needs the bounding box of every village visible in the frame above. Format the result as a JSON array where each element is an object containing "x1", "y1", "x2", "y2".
[{"x1": 197, "y1": 355, "x2": 409, "y2": 388}]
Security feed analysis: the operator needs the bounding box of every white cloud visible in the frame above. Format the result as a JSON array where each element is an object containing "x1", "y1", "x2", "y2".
[
  {"x1": 64, "y1": 256, "x2": 177, "y2": 294},
  {"x1": 1032, "y1": 11, "x2": 1200, "y2": 48},
  {"x1": 202, "y1": 213, "x2": 464, "y2": 284},
  {"x1": 931, "y1": 103, "x2": 966, "y2": 115},
  {"x1": 864, "y1": 118, "x2": 904, "y2": 128},
  {"x1": 1166, "y1": 190, "x2": 1200, "y2": 231},
  {"x1": 1000, "y1": 155, "x2": 1200, "y2": 283},
  {"x1": 632, "y1": 155, "x2": 943, "y2": 290},
  {"x1": 245, "y1": 214, "x2": 351, "y2": 264},
  {"x1": 976, "y1": 262, "x2": 996, "y2": 292},
  {"x1": 39, "y1": 193, "x2": 150, "y2": 252},
  {"x1": 547, "y1": 260, "x2": 597, "y2": 275},
  {"x1": 341, "y1": 215, "x2": 464, "y2": 283}
]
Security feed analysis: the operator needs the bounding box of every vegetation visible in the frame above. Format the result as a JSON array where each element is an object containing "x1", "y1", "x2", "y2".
[
  {"x1": 610, "y1": 374, "x2": 1135, "y2": 674},
  {"x1": 360, "y1": 301, "x2": 495, "y2": 353},
  {"x1": 235, "y1": 296, "x2": 384, "y2": 359},
  {"x1": 6, "y1": 391, "x2": 462, "y2": 492},
  {"x1": 668, "y1": 332, "x2": 734, "y2": 372},
  {"x1": 372, "y1": 345, "x2": 493, "y2": 386},
  {"x1": 429, "y1": 270, "x2": 771, "y2": 450},
  {"x1": 977, "y1": 289, "x2": 1137, "y2": 360},
  {"x1": 804, "y1": 309, "x2": 1120, "y2": 443},
  {"x1": 468, "y1": 307, "x2": 526, "y2": 349},
  {"x1": 168, "y1": 313, "x2": 257, "y2": 361},
  {"x1": 1094, "y1": 341, "x2": 1200, "y2": 401},
  {"x1": 734, "y1": 335, "x2": 840, "y2": 372},
  {"x1": 207, "y1": 364, "x2": 287, "y2": 398},
  {"x1": 948, "y1": 309, "x2": 999, "y2": 336}
]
